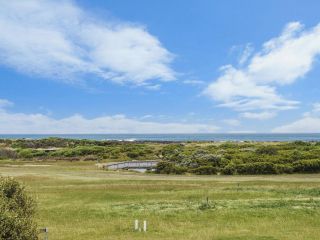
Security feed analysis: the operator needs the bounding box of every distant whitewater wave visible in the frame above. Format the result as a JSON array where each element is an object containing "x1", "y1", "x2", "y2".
[
  {"x1": 111, "y1": 138, "x2": 137, "y2": 142},
  {"x1": 124, "y1": 138, "x2": 137, "y2": 142}
]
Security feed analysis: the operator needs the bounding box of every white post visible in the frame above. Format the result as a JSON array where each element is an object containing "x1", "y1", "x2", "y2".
[
  {"x1": 143, "y1": 220, "x2": 147, "y2": 232},
  {"x1": 44, "y1": 227, "x2": 48, "y2": 240},
  {"x1": 134, "y1": 220, "x2": 139, "y2": 231}
]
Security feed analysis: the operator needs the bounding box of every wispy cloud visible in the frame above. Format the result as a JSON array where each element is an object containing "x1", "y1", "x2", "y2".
[
  {"x1": 144, "y1": 84, "x2": 161, "y2": 91},
  {"x1": 204, "y1": 22, "x2": 320, "y2": 113},
  {"x1": 0, "y1": 99, "x2": 13, "y2": 108},
  {"x1": 312, "y1": 102, "x2": 320, "y2": 113},
  {"x1": 0, "y1": 0, "x2": 175, "y2": 85},
  {"x1": 303, "y1": 102, "x2": 320, "y2": 117},
  {"x1": 238, "y1": 43, "x2": 254, "y2": 65},
  {"x1": 223, "y1": 119, "x2": 241, "y2": 127},
  {"x1": 273, "y1": 102, "x2": 320, "y2": 133},
  {"x1": 183, "y1": 80, "x2": 205, "y2": 86},
  {"x1": 240, "y1": 111, "x2": 276, "y2": 120},
  {"x1": 139, "y1": 114, "x2": 153, "y2": 120},
  {"x1": 0, "y1": 99, "x2": 219, "y2": 134},
  {"x1": 272, "y1": 117, "x2": 320, "y2": 133}
]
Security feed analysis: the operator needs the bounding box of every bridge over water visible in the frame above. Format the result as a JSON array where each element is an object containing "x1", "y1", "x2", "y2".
[{"x1": 102, "y1": 160, "x2": 159, "y2": 171}]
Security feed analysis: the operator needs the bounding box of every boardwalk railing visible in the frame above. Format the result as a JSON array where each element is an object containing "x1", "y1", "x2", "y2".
[{"x1": 103, "y1": 160, "x2": 159, "y2": 170}]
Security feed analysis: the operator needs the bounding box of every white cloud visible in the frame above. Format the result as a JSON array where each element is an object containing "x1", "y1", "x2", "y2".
[
  {"x1": 272, "y1": 117, "x2": 320, "y2": 133},
  {"x1": 302, "y1": 102, "x2": 320, "y2": 117},
  {"x1": 0, "y1": 0, "x2": 175, "y2": 85},
  {"x1": 275, "y1": 102, "x2": 320, "y2": 133},
  {"x1": 204, "y1": 22, "x2": 320, "y2": 112},
  {"x1": 229, "y1": 43, "x2": 254, "y2": 66},
  {"x1": 238, "y1": 43, "x2": 253, "y2": 65},
  {"x1": 183, "y1": 80, "x2": 205, "y2": 85},
  {"x1": 223, "y1": 119, "x2": 240, "y2": 127},
  {"x1": 0, "y1": 99, "x2": 219, "y2": 134},
  {"x1": 204, "y1": 65, "x2": 299, "y2": 111},
  {"x1": 144, "y1": 84, "x2": 161, "y2": 90},
  {"x1": 140, "y1": 114, "x2": 153, "y2": 120},
  {"x1": 241, "y1": 111, "x2": 276, "y2": 120},
  {"x1": 311, "y1": 102, "x2": 320, "y2": 113},
  {"x1": 0, "y1": 99, "x2": 13, "y2": 108}
]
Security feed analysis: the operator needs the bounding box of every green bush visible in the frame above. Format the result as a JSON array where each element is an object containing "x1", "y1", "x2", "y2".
[
  {"x1": 293, "y1": 160, "x2": 320, "y2": 173},
  {"x1": 155, "y1": 161, "x2": 187, "y2": 174},
  {"x1": 126, "y1": 151, "x2": 141, "y2": 159},
  {"x1": 191, "y1": 165, "x2": 217, "y2": 175},
  {"x1": 0, "y1": 177, "x2": 38, "y2": 239},
  {"x1": 198, "y1": 200, "x2": 215, "y2": 210},
  {"x1": 193, "y1": 153, "x2": 222, "y2": 167},
  {"x1": 221, "y1": 164, "x2": 236, "y2": 175},
  {"x1": 290, "y1": 150, "x2": 302, "y2": 162},
  {"x1": 73, "y1": 146, "x2": 105, "y2": 156},
  {"x1": 49, "y1": 146, "x2": 105, "y2": 158},
  {"x1": 173, "y1": 166, "x2": 188, "y2": 174},
  {"x1": 17, "y1": 149, "x2": 34, "y2": 158},
  {"x1": 274, "y1": 164, "x2": 294, "y2": 174},
  {"x1": 160, "y1": 144, "x2": 184, "y2": 161},
  {"x1": 256, "y1": 146, "x2": 278, "y2": 155},
  {"x1": 155, "y1": 161, "x2": 174, "y2": 174},
  {"x1": 234, "y1": 162, "x2": 277, "y2": 175},
  {"x1": 292, "y1": 141, "x2": 311, "y2": 146}
]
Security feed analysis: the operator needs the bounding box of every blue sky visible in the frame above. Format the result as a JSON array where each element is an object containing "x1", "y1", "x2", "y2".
[{"x1": 1, "y1": 0, "x2": 320, "y2": 133}]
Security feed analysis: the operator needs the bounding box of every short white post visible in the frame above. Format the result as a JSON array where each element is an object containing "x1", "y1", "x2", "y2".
[
  {"x1": 45, "y1": 227, "x2": 48, "y2": 240},
  {"x1": 143, "y1": 220, "x2": 147, "y2": 232},
  {"x1": 134, "y1": 220, "x2": 139, "y2": 231}
]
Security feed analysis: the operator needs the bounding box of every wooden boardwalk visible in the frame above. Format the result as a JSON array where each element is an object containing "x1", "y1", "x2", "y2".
[{"x1": 102, "y1": 160, "x2": 159, "y2": 170}]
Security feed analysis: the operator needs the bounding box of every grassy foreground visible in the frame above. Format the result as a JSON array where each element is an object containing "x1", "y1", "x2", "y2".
[{"x1": 1, "y1": 161, "x2": 320, "y2": 240}]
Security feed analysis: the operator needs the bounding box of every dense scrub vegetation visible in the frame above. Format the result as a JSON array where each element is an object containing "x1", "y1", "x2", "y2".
[
  {"x1": 155, "y1": 141, "x2": 320, "y2": 175},
  {"x1": 0, "y1": 138, "x2": 159, "y2": 162},
  {"x1": 1, "y1": 138, "x2": 320, "y2": 175}
]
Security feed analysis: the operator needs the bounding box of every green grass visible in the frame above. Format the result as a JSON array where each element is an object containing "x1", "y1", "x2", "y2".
[{"x1": 1, "y1": 161, "x2": 320, "y2": 239}]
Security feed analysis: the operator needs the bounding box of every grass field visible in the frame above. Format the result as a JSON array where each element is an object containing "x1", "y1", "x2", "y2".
[{"x1": 1, "y1": 161, "x2": 320, "y2": 240}]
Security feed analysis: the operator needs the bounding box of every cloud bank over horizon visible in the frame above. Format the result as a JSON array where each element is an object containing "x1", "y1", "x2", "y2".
[
  {"x1": 272, "y1": 103, "x2": 320, "y2": 133},
  {"x1": 0, "y1": 0, "x2": 175, "y2": 86},
  {"x1": 0, "y1": 98, "x2": 219, "y2": 134}
]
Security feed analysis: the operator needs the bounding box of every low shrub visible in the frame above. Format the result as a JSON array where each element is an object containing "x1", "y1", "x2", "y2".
[
  {"x1": 17, "y1": 149, "x2": 34, "y2": 159},
  {"x1": 126, "y1": 152, "x2": 141, "y2": 159},
  {"x1": 155, "y1": 161, "x2": 187, "y2": 174},
  {"x1": 293, "y1": 160, "x2": 320, "y2": 173},
  {"x1": 198, "y1": 200, "x2": 215, "y2": 210},
  {"x1": 191, "y1": 165, "x2": 217, "y2": 175},
  {"x1": 221, "y1": 164, "x2": 236, "y2": 175},
  {"x1": 238, "y1": 162, "x2": 277, "y2": 174},
  {"x1": 274, "y1": 164, "x2": 294, "y2": 174},
  {"x1": 256, "y1": 146, "x2": 278, "y2": 155}
]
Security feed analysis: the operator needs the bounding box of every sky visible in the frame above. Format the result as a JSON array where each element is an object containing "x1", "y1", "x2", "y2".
[{"x1": 1, "y1": 0, "x2": 320, "y2": 133}]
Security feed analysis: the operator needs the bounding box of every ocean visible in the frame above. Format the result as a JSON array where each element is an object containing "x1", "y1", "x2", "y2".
[{"x1": 0, "y1": 133, "x2": 320, "y2": 142}]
